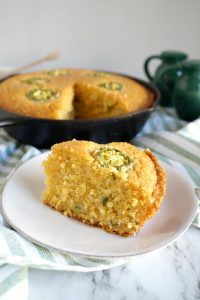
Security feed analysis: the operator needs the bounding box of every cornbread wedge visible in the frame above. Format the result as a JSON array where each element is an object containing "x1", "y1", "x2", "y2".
[
  {"x1": 0, "y1": 68, "x2": 154, "y2": 119},
  {"x1": 43, "y1": 140, "x2": 166, "y2": 237}
]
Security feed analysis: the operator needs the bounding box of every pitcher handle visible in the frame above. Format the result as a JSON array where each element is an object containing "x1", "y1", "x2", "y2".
[{"x1": 144, "y1": 55, "x2": 161, "y2": 81}]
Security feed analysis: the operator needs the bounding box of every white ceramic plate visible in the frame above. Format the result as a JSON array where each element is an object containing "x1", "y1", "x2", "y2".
[{"x1": 1, "y1": 152, "x2": 198, "y2": 258}]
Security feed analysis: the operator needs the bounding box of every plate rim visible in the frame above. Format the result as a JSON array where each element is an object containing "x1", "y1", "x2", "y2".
[{"x1": 0, "y1": 152, "x2": 198, "y2": 259}]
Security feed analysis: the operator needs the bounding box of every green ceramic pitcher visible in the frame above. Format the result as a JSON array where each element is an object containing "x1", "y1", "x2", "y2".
[
  {"x1": 144, "y1": 51, "x2": 188, "y2": 106},
  {"x1": 160, "y1": 60, "x2": 200, "y2": 121}
]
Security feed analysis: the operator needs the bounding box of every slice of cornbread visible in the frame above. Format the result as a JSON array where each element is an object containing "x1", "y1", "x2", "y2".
[{"x1": 43, "y1": 140, "x2": 166, "y2": 237}]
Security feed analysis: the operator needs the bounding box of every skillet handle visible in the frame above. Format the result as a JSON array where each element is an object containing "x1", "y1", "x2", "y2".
[
  {"x1": 0, "y1": 109, "x2": 34, "y2": 127},
  {"x1": 0, "y1": 118, "x2": 31, "y2": 127}
]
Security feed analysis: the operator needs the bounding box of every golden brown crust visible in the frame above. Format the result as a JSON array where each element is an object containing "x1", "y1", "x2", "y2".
[
  {"x1": 139, "y1": 149, "x2": 166, "y2": 227},
  {"x1": 0, "y1": 69, "x2": 155, "y2": 120},
  {"x1": 145, "y1": 149, "x2": 166, "y2": 207}
]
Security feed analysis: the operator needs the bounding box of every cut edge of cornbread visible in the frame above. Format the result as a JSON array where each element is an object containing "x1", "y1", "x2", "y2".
[{"x1": 59, "y1": 149, "x2": 166, "y2": 237}]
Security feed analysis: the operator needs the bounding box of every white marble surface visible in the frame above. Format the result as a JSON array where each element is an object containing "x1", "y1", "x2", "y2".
[{"x1": 29, "y1": 226, "x2": 200, "y2": 300}]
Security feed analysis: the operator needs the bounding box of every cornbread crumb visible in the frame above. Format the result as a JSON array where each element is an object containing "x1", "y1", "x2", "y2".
[{"x1": 43, "y1": 140, "x2": 166, "y2": 237}]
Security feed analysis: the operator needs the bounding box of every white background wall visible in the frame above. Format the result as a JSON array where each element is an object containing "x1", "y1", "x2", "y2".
[{"x1": 0, "y1": 0, "x2": 199, "y2": 79}]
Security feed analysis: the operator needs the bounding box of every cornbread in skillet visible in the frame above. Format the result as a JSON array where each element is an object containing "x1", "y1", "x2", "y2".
[
  {"x1": 0, "y1": 68, "x2": 154, "y2": 119},
  {"x1": 43, "y1": 140, "x2": 166, "y2": 237}
]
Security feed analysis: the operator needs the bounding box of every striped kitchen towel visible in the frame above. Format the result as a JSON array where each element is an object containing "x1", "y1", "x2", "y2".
[
  {"x1": 134, "y1": 108, "x2": 200, "y2": 172},
  {"x1": 0, "y1": 108, "x2": 199, "y2": 299}
]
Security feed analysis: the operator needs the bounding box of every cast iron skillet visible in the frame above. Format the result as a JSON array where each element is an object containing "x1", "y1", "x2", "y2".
[{"x1": 0, "y1": 74, "x2": 159, "y2": 149}]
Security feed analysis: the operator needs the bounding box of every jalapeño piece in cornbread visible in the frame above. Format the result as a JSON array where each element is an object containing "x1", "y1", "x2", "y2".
[{"x1": 43, "y1": 140, "x2": 166, "y2": 237}]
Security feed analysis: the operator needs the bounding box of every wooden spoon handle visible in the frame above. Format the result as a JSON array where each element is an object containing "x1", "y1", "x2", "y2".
[
  {"x1": 0, "y1": 51, "x2": 60, "y2": 80},
  {"x1": 13, "y1": 51, "x2": 60, "y2": 73}
]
